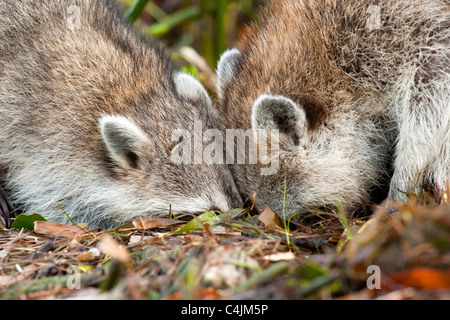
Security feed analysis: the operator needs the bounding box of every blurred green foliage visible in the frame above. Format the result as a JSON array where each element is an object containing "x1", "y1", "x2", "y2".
[{"x1": 118, "y1": 0, "x2": 260, "y2": 68}]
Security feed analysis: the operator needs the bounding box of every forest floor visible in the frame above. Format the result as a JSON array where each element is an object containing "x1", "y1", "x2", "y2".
[{"x1": 1, "y1": 188, "x2": 449, "y2": 300}]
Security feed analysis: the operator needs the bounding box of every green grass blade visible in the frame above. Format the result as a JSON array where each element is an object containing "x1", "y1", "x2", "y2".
[
  {"x1": 125, "y1": 0, "x2": 151, "y2": 23},
  {"x1": 147, "y1": 7, "x2": 201, "y2": 36}
]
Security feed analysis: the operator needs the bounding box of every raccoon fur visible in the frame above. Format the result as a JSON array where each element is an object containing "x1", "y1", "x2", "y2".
[
  {"x1": 217, "y1": 0, "x2": 450, "y2": 215},
  {"x1": 0, "y1": 0, "x2": 242, "y2": 228}
]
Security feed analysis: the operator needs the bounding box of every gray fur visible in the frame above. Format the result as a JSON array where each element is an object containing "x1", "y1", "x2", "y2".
[
  {"x1": 0, "y1": 0, "x2": 242, "y2": 228},
  {"x1": 217, "y1": 49, "x2": 242, "y2": 100},
  {"x1": 252, "y1": 95, "x2": 308, "y2": 148},
  {"x1": 217, "y1": 0, "x2": 449, "y2": 215}
]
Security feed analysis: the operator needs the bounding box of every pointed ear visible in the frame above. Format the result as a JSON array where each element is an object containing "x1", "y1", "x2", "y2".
[
  {"x1": 217, "y1": 49, "x2": 241, "y2": 99},
  {"x1": 99, "y1": 115, "x2": 149, "y2": 169},
  {"x1": 252, "y1": 95, "x2": 307, "y2": 147},
  {"x1": 175, "y1": 72, "x2": 220, "y2": 119},
  {"x1": 174, "y1": 72, "x2": 211, "y2": 104}
]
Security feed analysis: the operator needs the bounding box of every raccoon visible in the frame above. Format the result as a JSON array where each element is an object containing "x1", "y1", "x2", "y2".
[
  {"x1": 0, "y1": 0, "x2": 242, "y2": 228},
  {"x1": 217, "y1": 0, "x2": 450, "y2": 215}
]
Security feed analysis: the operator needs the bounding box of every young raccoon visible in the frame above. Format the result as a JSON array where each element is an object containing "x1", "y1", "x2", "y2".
[
  {"x1": 0, "y1": 0, "x2": 242, "y2": 228},
  {"x1": 217, "y1": 0, "x2": 449, "y2": 216}
]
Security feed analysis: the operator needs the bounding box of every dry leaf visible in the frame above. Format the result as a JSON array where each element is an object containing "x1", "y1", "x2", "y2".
[
  {"x1": 76, "y1": 251, "x2": 96, "y2": 262},
  {"x1": 163, "y1": 288, "x2": 222, "y2": 300},
  {"x1": 34, "y1": 221, "x2": 86, "y2": 238},
  {"x1": 389, "y1": 267, "x2": 450, "y2": 290},
  {"x1": 258, "y1": 206, "x2": 283, "y2": 229},
  {"x1": 184, "y1": 234, "x2": 204, "y2": 242},
  {"x1": 98, "y1": 233, "x2": 132, "y2": 268},
  {"x1": 77, "y1": 248, "x2": 101, "y2": 262},
  {"x1": 133, "y1": 216, "x2": 184, "y2": 229}
]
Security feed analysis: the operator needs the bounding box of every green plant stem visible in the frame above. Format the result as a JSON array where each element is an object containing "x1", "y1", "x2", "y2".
[
  {"x1": 282, "y1": 177, "x2": 291, "y2": 246},
  {"x1": 125, "y1": 0, "x2": 151, "y2": 23},
  {"x1": 213, "y1": 0, "x2": 228, "y2": 63},
  {"x1": 55, "y1": 199, "x2": 77, "y2": 226},
  {"x1": 147, "y1": 7, "x2": 201, "y2": 36}
]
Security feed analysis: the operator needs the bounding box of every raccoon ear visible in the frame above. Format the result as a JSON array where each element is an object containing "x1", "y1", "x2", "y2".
[
  {"x1": 174, "y1": 72, "x2": 211, "y2": 104},
  {"x1": 252, "y1": 94, "x2": 307, "y2": 147},
  {"x1": 99, "y1": 115, "x2": 149, "y2": 169},
  {"x1": 217, "y1": 49, "x2": 241, "y2": 99}
]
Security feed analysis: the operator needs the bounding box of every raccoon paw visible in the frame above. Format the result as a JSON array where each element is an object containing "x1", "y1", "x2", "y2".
[{"x1": 0, "y1": 187, "x2": 16, "y2": 229}]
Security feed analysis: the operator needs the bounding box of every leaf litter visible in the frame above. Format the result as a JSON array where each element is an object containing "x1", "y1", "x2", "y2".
[{"x1": 1, "y1": 188, "x2": 450, "y2": 300}]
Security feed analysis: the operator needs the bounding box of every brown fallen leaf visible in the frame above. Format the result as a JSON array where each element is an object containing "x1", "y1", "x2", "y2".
[
  {"x1": 132, "y1": 216, "x2": 184, "y2": 229},
  {"x1": 76, "y1": 248, "x2": 101, "y2": 262},
  {"x1": 98, "y1": 233, "x2": 132, "y2": 268},
  {"x1": 184, "y1": 234, "x2": 204, "y2": 243},
  {"x1": 258, "y1": 206, "x2": 283, "y2": 229},
  {"x1": 163, "y1": 288, "x2": 222, "y2": 300},
  {"x1": 34, "y1": 221, "x2": 87, "y2": 238},
  {"x1": 389, "y1": 267, "x2": 450, "y2": 290}
]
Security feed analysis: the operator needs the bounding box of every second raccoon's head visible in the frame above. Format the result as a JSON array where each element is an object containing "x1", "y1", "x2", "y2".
[
  {"x1": 97, "y1": 73, "x2": 243, "y2": 222},
  {"x1": 216, "y1": 49, "x2": 384, "y2": 215}
]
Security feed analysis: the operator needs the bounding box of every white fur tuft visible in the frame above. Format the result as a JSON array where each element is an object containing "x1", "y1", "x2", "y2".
[{"x1": 217, "y1": 49, "x2": 241, "y2": 99}]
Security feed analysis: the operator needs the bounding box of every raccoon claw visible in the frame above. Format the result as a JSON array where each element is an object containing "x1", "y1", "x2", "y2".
[{"x1": 0, "y1": 187, "x2": 15, "y2": 229}]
